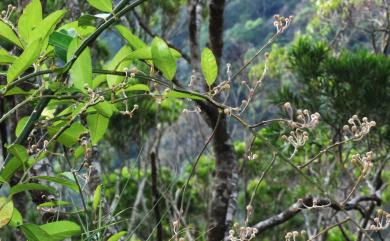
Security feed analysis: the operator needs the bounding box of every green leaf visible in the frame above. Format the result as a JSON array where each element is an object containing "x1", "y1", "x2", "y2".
[
  {"x1": 151, "y1": 37, "x2": 176, "y2": 80},
  {"x1": 87, "y1": 0, "x2": 113, "y2": 12},
  {"x1": 0, "y1": 49, "x2": 15, "y2": 64},
  {"x1": 0, "y1": 21, "x2": 23, "y2": 48},
  {"x1": 93, "y1": 184, "x2": 102, "y2": 211},
  {"x1": 29, "y1": 10, "x2": 67, "y2": 46},
  {"x1": 40, "y1": 221, "x2": 81, "y2": 241},
  {"x1": 108, "y1": 231, "x2": 128, "y2": 241},
  {"x1": 127, "y1": 46, "x2": 152, "y2": 60},
  {"x1": 0, "y1": 197, "x2": 13, "y2": 228},
  {"x1": 92, "y1": 101, "x2": 114, "y2": 117},
  {"x1": 9, "y1": 207, "x2": 23, "y2": 228},
  {"x1": 165, "y1": 90, "x2": 205, "y2": 100},
  {"x1": 48, "y1": 31, "x2": 73, "y2": 61},
  {"x1": 10, "y1": 183, "x2": 56, "y2": 196},
  {"x1": 32, "y1": 176, "x2": 78, "y2": 191},
  {"x1": 7, "y1": 38, "x2": 41, "y2": 83},
  {"x1": 126, "y1": 84, "x2": 150, "y2": 92},
  {"x1": 15, "y1": 116, "x2": 29, "y2": 137},
  {"x1": 4, "y1": 87, "x2": 33, "y2": 96},
  {"x1": 87, "y1": 114, "x2": 109, "y2": 145},
  {"x1": 7, "y1": 144, "x2": 28, "y2": 163},
  {"x1": 115, "y1": 25, "x2": 147, "y2": 50},
  {"x1": 67, "y1": 38, "x2": 92, "y2": 90},
  {"x1": 201, "y1": 48, "x2": 218, "y2": 87},
  {"x1": 48, "y1": 121, "x2": 87, "y2": 147},
  {"x1": 0, "y1": 157, "x2": 23, "y2": 182},
  {"x1": 18, "y1": 0, "x2": 42, "y2": 44},
  {"x1": 37, "y1": 201, "x2": 71, "y2": 208},
  {"x1": 20, "y1": 223, "x2": 55, "y2": 241},
  {"x1": 106, "y1": 45, "x2": 132, "y2": 88}
]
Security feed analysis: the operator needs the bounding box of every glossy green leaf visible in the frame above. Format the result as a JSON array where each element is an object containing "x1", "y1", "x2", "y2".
[
  {"x1": 87, "y1": 0, "x2": 113, "y2": 12},
  {"x1": 7, "y1": 144, "x2": 28, "y2": 163},
  {"x1": 18, "y1": 0, "x2": 42, "y2": 44},
  {"x1": 201, "y1": 48, "x2": 218, "y2": 87},
  {"x1": 108, "y1": 231, "x2": 127, "y2": 241},
  {"x1": 115, "y1": 25, "x2": 146, "y2": 50},
  {"x1": 20, "y1": 223, "x2": 55, "y2": 241},
  {"x1": 9, "y1": 207, "x2": 23, "y2": 228},
  {"x1": 48, "y1": 121, "x2": 87, "y2": 147},
  {"x1": 29, "y1": 10, "x2": 67, "y2": 45},
  {"x1": 10, "y1": 183, "x2": 56, "y2": 196},
  {"x1": 67, "y1": 38, "x2": 93, "y2": 90},
  {"x1": 151, "y1": 37, "x2": 176, "y2": 81},
  {"x1": 126, "y1": 84, "x2": 150, "y2": 92},
  {"x1": 40, "y1": 221, "x2": 81, "y2": 241},
  {"x1": 93, "y1": 184, "x2": 102, "y2": 211},
  {"x1": 37, "y1": 201, "x2": 71, "y2": 208},
  {"x1": 0, "y1": 197, "x2": 13, "y2": 228},
  {"x1": 0, "y1": 21, "x2": 23, "y2": 48},
  {"x1": 48, "y1": 31, "x2": 73, "y2": 61},
  {"x1": 87, "y1": 114, "x2": 109, "y2": 145},
  {"x1": 7, "y1": 38, "x2": 41, "y2": 83},
  {"x1": 32, "y1": 176, "x2": 78, "y2": 191}
]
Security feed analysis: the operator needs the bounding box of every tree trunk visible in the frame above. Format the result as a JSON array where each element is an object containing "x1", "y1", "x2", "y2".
[{"x1": 188, "y1": 1, "x2": 238, "y2": 240}]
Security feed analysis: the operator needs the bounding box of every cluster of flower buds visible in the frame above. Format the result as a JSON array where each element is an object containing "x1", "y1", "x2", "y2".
[
  {"x1": 1, "y1": 4, "x2": 16, "y2": 22},
  {"x1": 282, "y1": 129, "x2": 309, "y2": 149},
  {"x1": 283, "y1": 102, "x2": 321, "y2": 129},
  {"x1": 228, "y1": 205, "x2": 258, "y2": 241},
  {"x1": 350, "y1": 151, "x2": 374, "y2": 177},
  {"x1": 119, "y1": 104, "x2": 139, "y2": 118},
  {"x1": 367, "y1": 209, "x2": 390, "y2": 231},
  {"x1": 284, "y1": 230, "x2": 306, "y2": 241},
  {"x1": 273, "y1": 15, "x2": 293, "y2": 33},
  {"x1": 343, "y1": 115, "x2": 376, "y2": 139},
  {"x1": 228, "y1": 224, "x2": 258, "y2": 241}
]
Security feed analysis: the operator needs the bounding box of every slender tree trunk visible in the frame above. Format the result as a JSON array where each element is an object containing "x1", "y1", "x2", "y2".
[{"x1": 188, "y1": 1, "x2": 238, "y2": 240}]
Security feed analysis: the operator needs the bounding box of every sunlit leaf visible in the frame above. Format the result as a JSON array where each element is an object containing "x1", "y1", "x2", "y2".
[
  {"x1": 37, "y1": 201, "x2": 71, "y2": 208},
  {"x1": 20, "y1": 223, "x2": 55, "y2": 241},
  {"x1": 7, "y1": 144, "x2": 28, "y2": 163},
  {"x1": 151, "y1": 37, "x2": 176, "y2": 80},
  {"x1": 126, "y1": 84, "x2": 150, "y2": 92},
  {"x1": 18, "y1": 0, "x2": 42, "y2": 44},
  {"x1": 108, "y1": 231, "x2": 127, "y2": 241},
  {"x1": 29, "y1": 10, "x2": 67, "y2": 46},
  {"x1": 201, "y1": 48, "x2": 218, "y2": 87},
  {"x1": 10, "y1": 183, "x2": 56, "y2": 196},
  {"x1": 7, "y1": 38, "x2": 41, "y2": 83},
  {"x1": 87, "y1": 0, "x2": 113, "y2": 12},
  {"x1": 32, "y1": 176, "x2": 78, "y2": 191},
  {"x1": 87, "y1": 114, "x2": 109, "y2": 145},
  {"x1": 67, "y1": 38, "x2": 93, "y2": 90},
  {"x1": 48, "y1": 121, "x2": 87, "y2": 147},
  {"x1": 40, "y1": 221, "x2": 81, "y2": 241},
  {"x1": 93, "y1": 184, "x2": 102, "y2": 211},
  {"x1": 0, "y1": 21, "x2": 23, "y2": 48},
  {"x1": 165, "y1": 90, "x2": 205, "y2": 100},
  {"x1": 9, "y1": 207, "x2": 23, "y2": 228},
  {"x1": 115, "y1": 25, "x2": 147, "y2": 50},
  {"x1": 0, "y1": 197, "x2": 13, "y2": 228}
]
